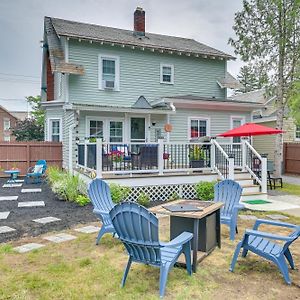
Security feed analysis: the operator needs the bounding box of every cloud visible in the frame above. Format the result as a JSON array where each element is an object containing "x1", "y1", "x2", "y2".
[{"x1": 0, "y1": 0, "x2": 244, "y2": 100}]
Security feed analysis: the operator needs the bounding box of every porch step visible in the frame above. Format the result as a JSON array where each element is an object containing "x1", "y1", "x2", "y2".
[
  {"x1": 242, "y1": 185, "x2": 261, "y2": 194},
  {"x1": 241, "y1": 192, "x2": 268, "y2": 201},
  {"x1": 234, "y1": 178, "x2": 254, "y2": 187},
  {"x1": 233, "y1": 172, "x2": 253, "y2": 179}
]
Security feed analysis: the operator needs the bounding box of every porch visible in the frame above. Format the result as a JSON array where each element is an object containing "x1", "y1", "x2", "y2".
[{"x1": 75, "y1": 138, "x2": 268, "y2": 201}]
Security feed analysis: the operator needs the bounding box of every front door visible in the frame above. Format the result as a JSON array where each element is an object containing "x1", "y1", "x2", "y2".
[{"x1": 130, "y1": 117, "x2": 146, "y2": 142}]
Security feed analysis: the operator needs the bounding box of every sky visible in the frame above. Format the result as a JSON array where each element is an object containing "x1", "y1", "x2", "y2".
[{"x1": 0, "y1": 0, "x2": 244, "y2": 106}]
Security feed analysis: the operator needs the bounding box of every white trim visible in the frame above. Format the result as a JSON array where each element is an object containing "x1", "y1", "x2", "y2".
[
  {"x1": 187, "y1": 116, "x2": 211, "y2": 141},
  {"x1": 3, "y1": 118, "x2": 10, "y2": 131},
  {"x1": 85, "y1": 116, "x2": 124, "y2": 142},
  {"x1": 98, "y1": 54, "x2": 120, "y2": 91},
  {"x1": 230, "y1": 115, "x2": 246, "y2": 144},
  {"x1": 160, "y1": 63, "x2": 174, "y2": 85},
  {"x1": 47, "y1": 118, "x2": 62, "y2": 142}
]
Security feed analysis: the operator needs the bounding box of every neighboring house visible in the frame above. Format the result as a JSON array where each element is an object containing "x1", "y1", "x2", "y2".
[
  {"x1": 0, "y1": 105, "x2": 18, "y2": 142},
  {"x1": 41, "y1": 7, "x2": 263, "y2": 171},
  {"x1": 0, "y1": 99, "x2": 31, "y2": 121},
  {"x1": 231, "y1": 89, "x2": 299, "y2": 162}
]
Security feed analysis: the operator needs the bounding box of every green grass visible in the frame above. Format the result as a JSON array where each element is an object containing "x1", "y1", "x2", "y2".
[
  {"x1": 0, "y1": 215, "x2": 299, "y2": 300},
  {"x1": 281, "y1": 183, "x2": 300, "y2": 196}
]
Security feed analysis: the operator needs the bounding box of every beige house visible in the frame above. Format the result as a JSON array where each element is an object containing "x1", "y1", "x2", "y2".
[{"x1": 230, "y1": 89, "x2": 300, "y2": 162}]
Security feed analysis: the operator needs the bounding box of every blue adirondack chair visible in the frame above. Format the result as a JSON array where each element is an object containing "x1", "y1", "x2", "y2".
[
  {"x1": 109, "y1": 202, "x2": 193, "y2": 298},
  {"x1": 25, "y1": 159, "x2": 47, "y2": 184},
  {"x1": 214, "y1": 179, "x2": 243, "y2": 240},
  {"x1": 88, "y1": 178, "x2": 116, "y2": 244},
  {"x1": 230, "y1": 219, "x2": 300, "y2": 284}
]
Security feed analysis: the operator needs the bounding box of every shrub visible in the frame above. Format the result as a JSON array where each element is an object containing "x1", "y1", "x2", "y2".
[
  {"x1": 195, "y1": 181, "x2": 216, "y2": 201},
  {"x1": 75, "y1": 195, "x2": 90, "y2": 206},
  {"x1": 169, "y1": 192, "x2": 180, "y2": 201},
  {"x1": 137, "y1": 192, "x2": 150, "y2": 207},
  {"x1": 47, "y1": 167, "x2": 88, "y2": 203},
  {"x1": 109, "y1": 183, "x2": 131, "y2": 204}
]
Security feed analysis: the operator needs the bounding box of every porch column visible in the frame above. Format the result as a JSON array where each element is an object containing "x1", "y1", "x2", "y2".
[
  {"x1": 241, "y1": 137, "x2": 247, "y2": 171},
  {"x1": 158, "y1": 138, "x2": 164, "y2": 175},
  {"x1": 261, "y1": 154, "x2": 267, "y2": 194},
  {"x1": 96, "y1": 138, "x2": 103, "y2": 178},
  {"x1": 228, "y1": 154, "x2": 235, "y2": 180}
]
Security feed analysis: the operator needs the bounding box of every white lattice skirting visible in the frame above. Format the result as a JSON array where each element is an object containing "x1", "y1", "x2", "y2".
[{"x1": 124, "y1": 184, "x2": 197, "y2": 202}]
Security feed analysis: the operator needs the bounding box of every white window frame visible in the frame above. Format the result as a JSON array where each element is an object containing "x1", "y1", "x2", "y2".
[
  {"x1": 4, "y1": 135, "x2": 10, "y2": 142},
  {"x1": 188, "y1": 116, "x2": 211, "y2": 141},
  {"x1": 295, "y1": 124, "x2": 300, "y2": 141},
  {"x1": 230, "y1": 115, "x2": 246, "y2": 144},
  {"x1": 98, "y1": 54, "x2": 120, "y2": 91},
  {"x1": 86, "y1": 116, "x2": 124, "y2": 142},
  {"x1": 47, "y1": 118, "x2": 62, "y2": 142},
  {"x1": 3, "y1": 118, "x2": 10, "y2": 131},
  {"x1": 160, "y1": 63, "x2": 174, "y2": 85}
]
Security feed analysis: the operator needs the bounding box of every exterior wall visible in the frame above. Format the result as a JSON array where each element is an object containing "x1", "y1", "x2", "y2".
[
  {"x1": 0, "y1": 107, "x2": 17, "y2": 142},
  {"x1": 46, "y1": 52, "x2": 54, "y2": 101},
  {"x1": 63, "y1": 110, "x2": 76, "y2": 170},
  {"x1": 68, "y1": 40, "x2": 226, "y2": 107},
  {"x1": 253, "y1": 118, "x2": 299, "y2": 162},
  {"x1": 44, "y1": 108, "x2": 64, "y2": 142}
]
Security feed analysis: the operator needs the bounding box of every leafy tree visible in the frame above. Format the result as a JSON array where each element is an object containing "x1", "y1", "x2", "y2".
[
  {"x1": 236, "y1": 63, "x2": 269, "y2": 93},
  {"x1": 12, "y1": 118, "x2": 44, "y2": 141},
  {"x1": 229, "y1": 0, "x2": 300, "y2": 175},
  {"x1": 288, "y1": 63, "x2": 300, "y2": 123},
  {"x1": 26, "y1": 95, "x2": 45, "y2": 126}
]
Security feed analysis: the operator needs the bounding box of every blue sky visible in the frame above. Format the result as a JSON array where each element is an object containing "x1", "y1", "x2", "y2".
[{"x1": 0, "y1": 0, "x2": 243, "y2": 103}]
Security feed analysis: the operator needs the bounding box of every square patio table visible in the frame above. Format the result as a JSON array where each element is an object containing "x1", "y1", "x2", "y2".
[
  {"x1": 4, "y1": 169, "x2": 20, "y2": 184},
  {"x1": 150, "y1": 199, "x2": 223, "y2": 272}
]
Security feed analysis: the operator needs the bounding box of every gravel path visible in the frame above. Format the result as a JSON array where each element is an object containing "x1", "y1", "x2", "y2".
[{"x1": 0, "y1": 178, "x2": 97, "y2": 243}]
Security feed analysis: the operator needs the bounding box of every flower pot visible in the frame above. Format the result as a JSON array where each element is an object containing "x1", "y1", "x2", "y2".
[{"x1": 190, "y1": 159, "x2": 205, "y2": 168}]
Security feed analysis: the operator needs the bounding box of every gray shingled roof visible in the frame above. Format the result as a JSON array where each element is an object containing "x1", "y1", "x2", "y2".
[{"x1": 50, "y1": 17, "x2": 234, "y2": 60}]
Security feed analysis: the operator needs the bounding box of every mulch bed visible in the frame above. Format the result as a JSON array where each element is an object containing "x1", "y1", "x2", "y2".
[{"x1": 0, "y1": 178, "x2": 97, "y2": 243}]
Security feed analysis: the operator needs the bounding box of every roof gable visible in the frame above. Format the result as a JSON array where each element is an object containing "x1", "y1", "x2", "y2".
[{"x1": 132, "y1": 96, "x2": 152, "y2": 109}]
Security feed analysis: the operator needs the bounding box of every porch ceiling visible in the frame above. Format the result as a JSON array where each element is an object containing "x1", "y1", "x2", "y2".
[{"x1": 72, "y1": 103, "x2": 175, "y2": 114}]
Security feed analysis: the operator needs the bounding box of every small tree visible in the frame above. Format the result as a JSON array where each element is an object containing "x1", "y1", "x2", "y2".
[
  {"x1": 12, "y1": 118, "x2": 44, "y2": 141},
  {"x1": 26, "y1": 95, "x2": 45, "y2": 126}
]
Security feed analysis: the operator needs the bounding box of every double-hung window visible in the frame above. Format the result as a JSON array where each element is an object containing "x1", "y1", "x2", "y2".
[
  {"x1": 295, "y1": 125, "x2": 300, "y2": 140},
  {"x1": 49, "y1": 119, "x2": 61, "y2": 142},
  {"x1": 99, "y1": 55, "x2": 120, "y2": 91},
  {"x1": 3, "y1": 119, "x2": 10, "y2": 131},
  {"x1": 160, "y1": 64, "x2": 174, "y2": 84},
  {"x1": 189, "y1": 118, "x2": 209, "y2": 140},
  {"x1": 89, "y1": 120, "x2": 104, "y2": 139}
]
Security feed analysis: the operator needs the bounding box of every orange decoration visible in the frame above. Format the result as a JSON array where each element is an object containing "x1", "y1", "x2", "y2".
[{"x1": 164, "y1": 123, "x2": 173, "y2": 132}]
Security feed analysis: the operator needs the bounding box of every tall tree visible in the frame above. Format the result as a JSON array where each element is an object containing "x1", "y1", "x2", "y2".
[
  {"x1": 26, "y1": 95, "x2": 45, "y2": 126},
  {"x1": 236, "y1": 63, "x2": 269, "y2": 93},
  {"x1": 229, "y1": 0, "x2": 300, "y2": 175}
]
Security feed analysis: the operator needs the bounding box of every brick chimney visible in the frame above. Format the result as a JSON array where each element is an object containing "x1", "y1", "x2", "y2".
[{"x1": 134, "y1": 7, "x2": 145, "y2": 36}]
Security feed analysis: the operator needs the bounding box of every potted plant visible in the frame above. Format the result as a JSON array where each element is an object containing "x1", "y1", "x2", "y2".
[
  {"x1": 111, "y1": 150, "x2": 124, "y2": 169},
  {"x1": 189, "y1": 145, "x2": 206, "y2": 168}
]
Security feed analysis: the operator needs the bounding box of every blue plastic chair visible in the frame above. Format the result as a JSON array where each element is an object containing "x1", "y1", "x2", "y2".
[
  {"x1": 230, "y1": 219, "x2": 300, "y2": 284},
  {"x1": 88, "y1": 178, "x2": 116, "y2": 244},
  {"x1": 214, "y1": 179, "x2": 243, "y2": 240},
  {"x1": 25, "y1": 159, "x2": 47, "y2": 184},
  {"x1": 109, "y1": 202, "x2": 193, "y2": 298}
]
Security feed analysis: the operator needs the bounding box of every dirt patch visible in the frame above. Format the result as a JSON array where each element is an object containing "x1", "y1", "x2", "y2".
[{"x1": 0, "y1": 178, "x2": 97, "y2": 243}]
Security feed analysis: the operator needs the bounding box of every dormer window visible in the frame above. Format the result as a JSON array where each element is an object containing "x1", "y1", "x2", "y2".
[
  {"x1": 160, "y1": 64, "x2": 174, "y2": 84},
  {"x1": 98, "y1": 54, "x2": 120, "y2": 91}
]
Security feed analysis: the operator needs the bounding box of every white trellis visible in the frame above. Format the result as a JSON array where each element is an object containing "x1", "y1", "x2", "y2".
[{"x1": 124, "y1": 183, "x2": 197, "y2": 202}]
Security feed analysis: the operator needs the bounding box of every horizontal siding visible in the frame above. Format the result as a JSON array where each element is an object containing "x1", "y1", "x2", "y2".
[{"x1": 68, "y1": 40, "x2": 226, "y2": 107}]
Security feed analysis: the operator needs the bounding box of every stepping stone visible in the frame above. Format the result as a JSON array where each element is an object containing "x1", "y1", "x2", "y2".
[
  {"x1": 0, "y1": 196, "x2": 18, "y2": 201},
  {"x1": 21, "y1": 188, "x2": 42, "y2": 193},
  {"x1": 33, "y1": 217, "x2": 61, "y2": 224},
  {"x1": 18, "y1": 201, "x2": 45, "y2": 208},
  {"x1": 266, "y1": 214, "x2": 289, "y2": 220},
  {"x1": 0, "y1": 211, "x2": 10, "y2": 220},
  {"x1": 74, "y1": 225, "x2": 100, "y2": 233},
  {"x1": 15, "y1": 179, "x2": 24, "y2": 183},
  {"x1": 43, "y1": 233, "x2": 77, "y2": 243},
  {"x1": 3, "y1": 183, "x2": 22, "y2": 188},
  {"x1": 14, "y1": 243, "x2": 44, "y2": 253},
  {"x1": 239, "y1": 215, "x2": 258, "y2": 220},
  {"x1": 0, "y1": 226, "x2": 16, "y2": 233}
]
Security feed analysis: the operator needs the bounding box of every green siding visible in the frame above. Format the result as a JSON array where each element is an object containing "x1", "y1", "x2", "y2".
[{"x1": 68, "y1": 40, "x2": 226, "y2": 107}]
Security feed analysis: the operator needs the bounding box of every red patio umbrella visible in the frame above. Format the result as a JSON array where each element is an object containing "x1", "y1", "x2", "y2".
[{"x1": 218, "y1": 122, "x2": 284, "y2": 137}]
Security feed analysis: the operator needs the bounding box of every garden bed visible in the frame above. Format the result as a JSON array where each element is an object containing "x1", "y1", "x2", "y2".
[{"x1": 0, "y1": 178, "x2": 97, "y2": 243}]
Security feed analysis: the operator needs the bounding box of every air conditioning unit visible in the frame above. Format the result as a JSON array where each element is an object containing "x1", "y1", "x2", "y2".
[{"x1": 103, "y1": 80, "x2": 115, "y2": 89}]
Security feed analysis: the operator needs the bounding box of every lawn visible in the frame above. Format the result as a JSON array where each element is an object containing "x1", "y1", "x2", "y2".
[
  {"x1": 0, "y1": 211, "x2": 299, "y2": 300},
  {"x1": 281, "y1": 183, "x2": 300, "y2": 197}
]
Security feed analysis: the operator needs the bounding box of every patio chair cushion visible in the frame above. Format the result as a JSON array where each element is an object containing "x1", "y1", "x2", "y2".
[{"x1": 33, "y1": 165, "x2": 44, "y2": 174}]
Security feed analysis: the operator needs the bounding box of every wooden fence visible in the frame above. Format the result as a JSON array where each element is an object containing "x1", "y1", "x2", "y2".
[
  {"x1": 0, "y1": 142, "x2": 62, "y2": 176},
  {"x1": 284, "y1": 143, "x2": 300, "y2": 175}
]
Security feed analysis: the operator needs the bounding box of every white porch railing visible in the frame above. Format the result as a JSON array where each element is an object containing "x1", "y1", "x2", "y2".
[{"x1": 75, "y1": 138, "x2": 267, "y2": 193}]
